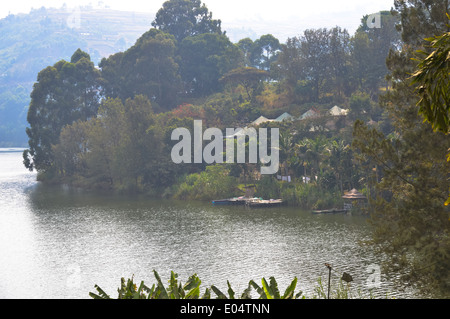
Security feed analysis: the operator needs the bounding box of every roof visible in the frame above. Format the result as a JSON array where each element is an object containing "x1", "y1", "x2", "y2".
[
  {"x1": 251, "y1": 116, "x2": 274, "y2": 126},
  {"x1": 329, "y1": 105, "x2": 349, "y2": 116},
  {"x1": 342, "y1": 189, "x2": 366, "y2": 199},
  {"x1": 299, "y1": 109, "x2": 319, "y2": 120},
  {"x1": 224, "y1": 127, "x2": 254, "y2": 138},
  {"x1": 275, "y1": 112, "x2": 294, "y2": 122}
]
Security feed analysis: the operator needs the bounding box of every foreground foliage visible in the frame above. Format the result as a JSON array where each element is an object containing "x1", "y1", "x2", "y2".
[
  {"x1": 21, "y1": 0, "x2": 450, "y2": 296},
  {"x1": 88, "y1": 270, "x2": 372, "y2": 299},
  {"x1": 352, "y1": 0, "x2": 450, "y2": 295}
]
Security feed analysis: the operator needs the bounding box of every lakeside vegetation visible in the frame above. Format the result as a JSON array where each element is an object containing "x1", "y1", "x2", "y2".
[
  {"x1": 22, "y1": 0, "x2": 450, "y2": 296},
  {"x1": 89, "y1": 270, "x2": 374, "y2": 300}
]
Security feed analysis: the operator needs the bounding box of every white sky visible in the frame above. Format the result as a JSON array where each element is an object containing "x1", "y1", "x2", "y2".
[{"x1": 0, "y1": 0, "x2": 396, "y2": 39}]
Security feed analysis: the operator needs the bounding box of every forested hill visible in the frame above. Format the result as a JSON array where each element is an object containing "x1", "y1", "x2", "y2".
[
  {"x1": 0, "y1": 6, "x2": 155, "y2": 147},
  {"x1": 0, "y1": 5, "x2": 265, "y2": 147},
  {"x1": 18, "y1": 0, "x2": 450, "y2": 295}
]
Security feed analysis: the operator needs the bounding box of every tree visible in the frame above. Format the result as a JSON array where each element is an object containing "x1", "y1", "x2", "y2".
[
  {"x1": 328, "y1": 27, "x2": 352, "y2": 99},
  {"x1": 411, "y1": 27, "x2": 450, "y2": 134},
  {"x1": 348, "y1": 91, "x2": 371, "y2": 122},
  {"x1": 298, "y1": 28, "x2": 331, "y2": 102},
  {"x1": 99, "y1": 29, "x2": 181, "y2": 110},
  {"x1": 278, "y1": 130, "x2": 298, "y2": 177},
  {"x1": 352, "y1": 0, "x2": 450, "y2": 295},
  {"x1": 219, "y1": 67, "x2": 268, "y2": 100},
  {"x1": 179, "y1": 33, "x2": 242, "y2": 96},
  {"x1": 352, "y1": 11, "x2": 401, "y2": 95},
  {"x1": 236, "y1": 38, "x2": 255, "y2": 67},
  {"x1": 410, "y1": 22, "x2": 450, "y2": 206},
  {"x1": 251, "y1": 34, "x2": 281, "y2": 71},
  {"x1": 272, "y1": 37, "x2": 303, "y2": 100},
  {"x1": 53, "y1": 95, "x2": 166, "y2": 191},
  {"x1": 151, "y1": 0, "x2": 223, "y2": 42},
  {"x1": 325, "y1": 139, "x2": 352, "y2": 194},
  {"x1": 52, "y1": 120, "x2": 91, "y2": 178},
  {"x1": 393, "y1": 0, "x2": 450, "y2": 46},
  {"x1": 23, "y1": 49, "x2": 102, "y2": 172},
  {"x1": 274, "y1": 28, "x2": 349, "y2": 102},
  {"x1": 296, "y1": 136, "x2": 328, "y2": 182}
]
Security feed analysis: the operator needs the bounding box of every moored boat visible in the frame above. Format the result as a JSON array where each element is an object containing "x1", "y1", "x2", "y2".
[
  {"x1": 212, "y1": 196, "x2": 247, "y2": 205},
  {"x1": 246, "y1": 198, "x2": 284, "y2": 208},
  {"x1": 312, "y1": 208, "x2": 348, "y2": 214}
]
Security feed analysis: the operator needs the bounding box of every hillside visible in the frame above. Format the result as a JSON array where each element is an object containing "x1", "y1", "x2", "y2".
[{"x1": 0, "y1": 6, "x2": 155, "y2": 147}]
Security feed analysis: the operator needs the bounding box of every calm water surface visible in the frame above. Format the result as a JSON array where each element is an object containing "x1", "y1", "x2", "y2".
[{"x1": 0, "y1": 149, "x2": 422, "y2": 299}]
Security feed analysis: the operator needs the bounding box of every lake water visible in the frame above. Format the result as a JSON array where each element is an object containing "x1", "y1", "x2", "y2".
[{"x1": 0, "y1": 149, "x2": 423, "y2": 299}]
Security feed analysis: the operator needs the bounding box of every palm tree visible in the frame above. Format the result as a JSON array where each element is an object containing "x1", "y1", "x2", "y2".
[
  {"x1": 296, "y1": 136, "x2": 328, "y2": 183},
  {"x1": 279, "y1": 130, "x2": 295, "y2": 177},
  {"x1": 325, "y1": 139, "x2": 351, "y2": 193}
]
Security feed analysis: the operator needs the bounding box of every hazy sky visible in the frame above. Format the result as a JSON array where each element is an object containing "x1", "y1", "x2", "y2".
[{"x1": 0, "y1": 0, "x2": 395, "y2": 39}]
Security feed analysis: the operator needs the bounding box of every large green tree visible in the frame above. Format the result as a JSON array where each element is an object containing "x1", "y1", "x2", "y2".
[
  {"x1": 23, "y1": 49, "x2": 102, "y2": 172},
  {"x1": 99, "y1": 29, "x2": 181, "y2": 110},
  {"x1": 53, "y1": 95, "x2": 166, "y2": 191},
  {"x1": 274, "y1": 27, "x2": 352, "y2": 102},
  {"x1": 251, "y1": 34, "x2": 281, "y2": 71},
  {"x1": 179, "y1": 33, "x2": 242, "y2": 96},
  {"x1": 352, "y1": 11, "x2": 401, "y2": 95},
  {"x1": 151, "y1": 0, "x2": 223, "y2": 42},
  {"x1": 411, "y1": 28, "x2": 450, "y2": 134},
  {"x1": 272, "y1": 37, "x2": 303, "y2": 100},
  {"x1": 219, "y1": 67, "x2": 268, "y2": 100},
  {"x1": 353, "y1": 0, "x2": 450, "y2": 295}
]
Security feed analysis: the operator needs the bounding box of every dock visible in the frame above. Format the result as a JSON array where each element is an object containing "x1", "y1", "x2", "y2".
[
  {"x1": 212, "y1": 197, "x2": 285, "y2": 208},
  {"x1": 212, "y1": 197, "x2": 247, "y2": 205}
]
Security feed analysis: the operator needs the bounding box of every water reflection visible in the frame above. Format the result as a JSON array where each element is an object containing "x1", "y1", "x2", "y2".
[{"x1": 0, "y1": 151, "x2": 421, "y2": 298}]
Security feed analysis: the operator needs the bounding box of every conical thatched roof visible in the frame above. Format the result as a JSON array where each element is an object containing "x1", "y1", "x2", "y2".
[
  {"x1": 299, "y1": 109, "x2": 319, "y2": 120},
  {"x1": 342, "y1": 188, "x2": 366, "y2": 199},
  {"x1": 329, "y1": 105, "x2": 349, "y2": 116},
  {"x1": 251, "y1": 116, "x2": 274, "y2": 126},
  {"x1": 275, "y1": 112, "x2": 294, "y2": 122}
]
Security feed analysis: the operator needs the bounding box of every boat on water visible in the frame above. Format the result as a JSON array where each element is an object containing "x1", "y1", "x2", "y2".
[
  {"x1": 212, "y1": 196, "x2": 248, "y2": 205},
  {"x1": 312, "y1": 208, "x2": 348, "y2": 215},
  {"x1": 212, "y1": 197, "x2": 285, "y2": 208},
  {"x1": 246, "y1": 198, "x2": 284, "y2": 208}
]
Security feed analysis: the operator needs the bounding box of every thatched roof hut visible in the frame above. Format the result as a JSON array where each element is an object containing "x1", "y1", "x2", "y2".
[{"x1": 342, "y1": 189, "x2": 366, "y2": 200}]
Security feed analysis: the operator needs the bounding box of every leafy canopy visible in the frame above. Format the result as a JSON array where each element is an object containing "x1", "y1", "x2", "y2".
[{"x1": 151, "y1": 0, "x2": 223, "y2": 42}]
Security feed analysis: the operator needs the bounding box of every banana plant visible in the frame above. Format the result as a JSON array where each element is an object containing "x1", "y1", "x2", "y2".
[
  {"x1": 250, "y1": 277, "x2": 303, "y2": 299},
  {"x1": 210, "y1": 280, "x2": 237, "y2": 299},
  {"x1": 89, "y1": 276, "x2": 154, "y2": 299},
  {"x1": 89, "y1": 271, "x2": 304, "y2": 299}
]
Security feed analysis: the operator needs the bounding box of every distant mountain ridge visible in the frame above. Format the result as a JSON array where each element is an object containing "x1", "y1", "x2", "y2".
[
  {"x1": 0, "y1": 6, "x2": 156, "y2": 147},
  {"x1": 0, "y1": 5, "x2": 262, "y2": 147}
]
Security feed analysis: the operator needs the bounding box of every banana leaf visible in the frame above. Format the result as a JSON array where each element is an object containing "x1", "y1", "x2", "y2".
[
  {"x1": 89, "y1": 284, "x2": 111, "y2": 299},
  {"x1": 249, "y1": 279, "x2": 267, "y2": 299},
  {"x1": 227, "y1": 280, "x2": 235, "y2": 299},
  {"x1": 261, "y1": 277, "x2": 274, "y2": 299},
  {"x1": 201, "y1": 287, "x2": 211, "y2": 299},
  {"x1": 240, "y1": 282, "x2": 253, "y2": 299},
  {"x1": 211, "y1": 285, "x2": 228, "y2": 299},
  {"x1": 153, "y1": 270, "x2": 169, "y2": 299},
  {"x1": 184, "y1": 274, "x2": 201, "y2": 299},
  {"x1": 169, "y1": 271, "x2": 180, "y2": 299},
  {"x1": 282, "y1": 277, "x2": 297, "y2": 299}
]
